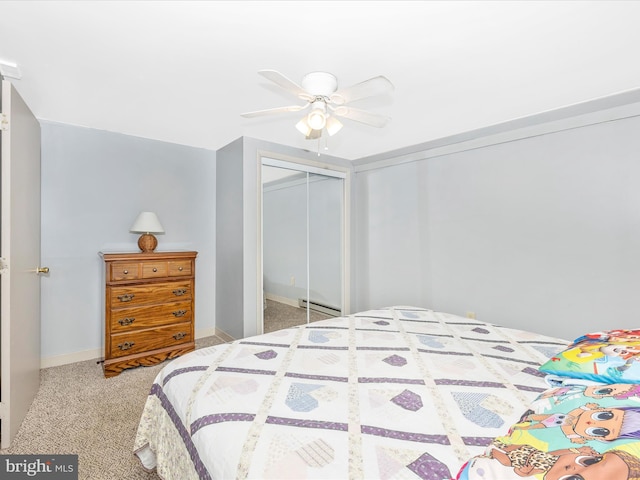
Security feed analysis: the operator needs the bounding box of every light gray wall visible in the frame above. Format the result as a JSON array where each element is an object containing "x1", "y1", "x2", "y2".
[
  {"x1": 40, "y1": 121, "x2": 216, "y2": 361},
  {"x1": 215, "y1": 137, "x2": 244, "y2": 339},
  {"x1": 355, "y1": 160, "x2": 431, "y2": 309},
  {"x1": 355, "y1": 111, "x2": 640, "y2": 341}
]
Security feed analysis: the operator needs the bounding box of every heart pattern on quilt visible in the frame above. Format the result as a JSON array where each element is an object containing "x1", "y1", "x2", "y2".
[
  {"x1": 255, "y1": 349, "x2": 277, "y2": 360},
  {"x1": 417, "y1": 335, "x2": 445, "y2": 348},
  {"x1": 451, "y1": 392, "x2": 508, "y2": 428},
  {"x1": 391, "y1": 389, "x2": 423, "y2": 411},
  {"x1": 207, "y1": 377, "x2": 259, "y2": 402},
  {"x1": 375, "y1": 446, "x2": 451, "y2": 480},
  {"x1": 383, "y1": 354, "x2": 408, "y2": 367},
  {"x1": 308, "y1": 330, "x2": 341, "y2": 344},
  {"x1": 264, "y1": 434, "x2": 335, "y2": 476},
  {"x1": 286, "y1": 383, "x2": 323, "y2": 412}
]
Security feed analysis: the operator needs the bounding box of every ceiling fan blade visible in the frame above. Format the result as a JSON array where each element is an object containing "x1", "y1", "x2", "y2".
[
  {"x1": 331, "y1": 106, "x2": 391, "y2": 128},
  {"x1": 241, "y1": 104, "x2": 309, "y2": 118},
  {"x1": 329, "y1": 75, "x2": 394, "y2": 105},
  {"x1": 258, "y1": 70, "x2": 315, "y2": 102}
]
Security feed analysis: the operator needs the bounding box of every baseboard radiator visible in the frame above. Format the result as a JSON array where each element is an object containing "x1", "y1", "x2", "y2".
[{"x1": 298, "y1": 298, "x2": 341, "y2": 317}]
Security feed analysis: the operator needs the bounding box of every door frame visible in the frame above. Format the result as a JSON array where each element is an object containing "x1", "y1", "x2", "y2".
[{"x1": 256, "y1": 150, "x2": 351, "y2": 335}]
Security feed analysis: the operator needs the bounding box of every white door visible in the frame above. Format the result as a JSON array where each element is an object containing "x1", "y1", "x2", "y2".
[{"x1": 0, "y1": 80, "x2": 42, "y2": 449}]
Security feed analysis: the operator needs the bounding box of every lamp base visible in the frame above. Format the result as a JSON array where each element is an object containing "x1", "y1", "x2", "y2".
[{"x1": 137, "y1": 233, "x2": 158, "y2": 252}]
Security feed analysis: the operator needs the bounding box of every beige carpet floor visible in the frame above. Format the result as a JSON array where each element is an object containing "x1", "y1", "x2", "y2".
[
  {"x1": 1, "y1": 303, "x2": 332, "y2": 479},
  {"x1": 1, "y1": 335, "x2": 225, "y2": 480},
  {"x1": 263, "y1": 299, "x2": 332, "y2": 333}
]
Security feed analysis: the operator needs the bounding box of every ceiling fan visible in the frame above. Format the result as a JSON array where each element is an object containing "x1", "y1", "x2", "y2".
[{"x1": 241, "y1": 70, "x2": 394, "y2": 140}]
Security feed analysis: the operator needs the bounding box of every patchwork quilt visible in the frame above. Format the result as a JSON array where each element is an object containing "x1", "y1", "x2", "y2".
[{"x1": 134, "y1": 306, "x2": 568, "y2": 479}]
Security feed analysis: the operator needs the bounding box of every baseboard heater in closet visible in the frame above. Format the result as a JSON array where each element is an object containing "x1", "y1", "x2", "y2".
[{"x1": 298, "y1": 298, "x2": 341, "y2": 317}]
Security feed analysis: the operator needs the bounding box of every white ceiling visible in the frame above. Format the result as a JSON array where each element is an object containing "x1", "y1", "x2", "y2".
[{"x1": 1, "y1": 1, "x2": 640, "y2": 161}]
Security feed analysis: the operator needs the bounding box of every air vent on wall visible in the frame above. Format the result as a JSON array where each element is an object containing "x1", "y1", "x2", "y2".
[{"x1": 298, "y1": 298, "x2": 341, "y2": 317}]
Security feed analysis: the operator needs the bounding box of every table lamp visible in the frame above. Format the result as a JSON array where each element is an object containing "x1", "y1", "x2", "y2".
[{"x1": 130, "y1": 211, "x2": 165, "y2": 252}]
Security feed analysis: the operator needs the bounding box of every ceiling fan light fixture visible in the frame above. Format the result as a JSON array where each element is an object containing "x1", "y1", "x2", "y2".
[
  {"x1": 307, "y1": 111, "x2": 326, "y2": 130},
  {"x1": 325, "y1": 116, "x2": 343, "y2": 136},
  {"x1": 307, "y1": 102, "x2": 327, "y2": 130},
  {"x1": 295, "y1": 117, "x2": 313, "y2": 136},
  {"x1": 306, "y1": 128, "x2": 322, "y2": 140}
]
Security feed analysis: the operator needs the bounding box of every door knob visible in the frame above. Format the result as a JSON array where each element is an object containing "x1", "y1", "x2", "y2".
[{"x1": 37, "y1": 266, "x2": 50, "y2": 274}]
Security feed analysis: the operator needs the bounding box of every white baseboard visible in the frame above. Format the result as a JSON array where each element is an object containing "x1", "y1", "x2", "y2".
[
  {"x1": 196, "y1": 327, "x2": 217, "y2": 339},
  {"x1": 41, "y1": 348, "x2": 103, "y2": 369},
  {"x1": 40, "y1": 328, "x2": 230, "y2": 369},
  {"x1": 214, "y1": 328, "x2": 235, "y2": 343},
  {"x1": 264, "y1": 293, "x2": 298, "y2": 308}
]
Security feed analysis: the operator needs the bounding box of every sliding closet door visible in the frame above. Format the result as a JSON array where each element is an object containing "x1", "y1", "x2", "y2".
[
  {"x1": 308, "y1": 173, "x2": 343, "y2": 314},
  {"x1": 262, "y1": 165, "x2": 310, "y2": 331},
  {"x1": 261, "y1": 158, "x2": 346, "y2": 334}
]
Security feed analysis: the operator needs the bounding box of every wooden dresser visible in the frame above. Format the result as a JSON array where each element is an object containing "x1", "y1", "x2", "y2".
[{"x1": 100, "y1": 251, "x2": 197, "y2": 377}]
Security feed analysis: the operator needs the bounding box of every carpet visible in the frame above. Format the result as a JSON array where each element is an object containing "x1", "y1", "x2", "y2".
[
  {"x1": 263, "y1": 298, "x2": 332, "y2": 333},
  {"x1": 0, "y1": 335, "x2": 225, "y2": 480}
]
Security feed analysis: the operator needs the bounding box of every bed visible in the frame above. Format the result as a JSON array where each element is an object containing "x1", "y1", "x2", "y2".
[{"x1": 134, "y1": 306, "x2": 570, "y2": 479}]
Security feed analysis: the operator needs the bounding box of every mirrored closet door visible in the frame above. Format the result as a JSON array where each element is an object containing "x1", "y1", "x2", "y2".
[{"x1": 261, "y1": 158, "x2": 346, "y2": 333}]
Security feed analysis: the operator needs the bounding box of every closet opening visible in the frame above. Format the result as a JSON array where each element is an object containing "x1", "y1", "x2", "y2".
[{"x1": 259, "y1": 155, "x2": 349, "y2": 335}]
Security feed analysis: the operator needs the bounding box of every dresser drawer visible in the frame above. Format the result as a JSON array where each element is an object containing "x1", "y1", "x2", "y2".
[
  {"x1": 169, "y1": 260, "x2": 192, "y2": 277},
  {"x1": 109, "y1": 321, "x2": 192, "y2": 358},
  {"x1": 109, "y1": 281, "x2": 192, "y2": 308},
  {"x1": 142, "y1": 261, "x2": 168, "y2": 279},
  {"x1": 110, "y1": 301, "x2": 192, "y2": 332},
  {"x1": 109, "y1": 259, "x2": 192, "y2": 281},
  {"x1": 110, "y1": 262, "x2": 141, "y2": 281}
]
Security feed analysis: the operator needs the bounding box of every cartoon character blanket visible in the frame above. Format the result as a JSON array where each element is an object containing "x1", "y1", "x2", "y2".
[{"x1": 457, "y1": 382, "x2": 640, "y2": 480}]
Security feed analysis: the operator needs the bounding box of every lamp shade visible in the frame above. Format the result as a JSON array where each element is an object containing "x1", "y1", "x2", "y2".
[{"x1": 130, "y1": 212, "x2": 165, "y2": 234}]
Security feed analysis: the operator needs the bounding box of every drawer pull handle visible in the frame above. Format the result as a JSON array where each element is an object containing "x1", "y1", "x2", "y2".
[
  {"x1": 117, "y1": 293, "x2": 135, "y2": 302},
  {"x1": 123, "y1": 270, "x2": 129, "y2": 274},
  {"x1": 178, "y1": 266, "x2": 183, "y2": 271},
  {"x1": 173, "y1": 288, "x2": 187, "y2": 296},
  {"x1": 118, "y1": 341, "x2": 135, "y2": 351},
  {"x1": 173, "y1": 310, "x2": 187, "y2": 317},
  {"x1": 173, "y1": 332, "x2": 187, "y2": 341},
  {"x1": 118, "y1": 317, "x2": 135, "y2": 326},
  {"x1": 153, "y1": 267, "x2": 157, "y2": 272}
]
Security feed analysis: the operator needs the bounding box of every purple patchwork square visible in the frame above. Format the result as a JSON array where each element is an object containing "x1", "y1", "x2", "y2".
[
  {"x1": 493, "y1": 345, "x2": 514, "y2": 352},
  {"x1": 391, "y1": 389, "x2": 423, "y2": 411},
  {"x1": 383, "y1": 354, "x2": 407, "y2": 367},
  {"x1": 255, "y1": 349, "x2": 277, "y2": 360}
]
